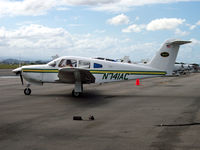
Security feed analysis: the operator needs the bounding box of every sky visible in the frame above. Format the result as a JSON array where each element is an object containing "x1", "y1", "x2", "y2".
[{"x1": 0, "y1": 0, "x2": 200, "y2": 63}]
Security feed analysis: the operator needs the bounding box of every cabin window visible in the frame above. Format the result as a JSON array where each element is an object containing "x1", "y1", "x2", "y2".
[
  {"x1": 94, "y1": 63, "x2": 103, "y2": 68},
  {"x1": 58, "y1": 59, "x2": 77, "y2": 68},
  {"x1": 79, "y1": 60, "x2": 90, "y2": 68}
]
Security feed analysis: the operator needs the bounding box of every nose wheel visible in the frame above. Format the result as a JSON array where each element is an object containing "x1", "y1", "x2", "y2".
[
  {"x1": 24, "y1": 88, "x2": 31, "y2": 95},
  {"x1": 24, "y1": 84, "x2": 31, "y2": 95}
]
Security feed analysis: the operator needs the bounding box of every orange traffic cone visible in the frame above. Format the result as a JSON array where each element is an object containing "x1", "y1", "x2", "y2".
[{"x1": 136, "y1": 79, "x2": 140, "y2": 86}]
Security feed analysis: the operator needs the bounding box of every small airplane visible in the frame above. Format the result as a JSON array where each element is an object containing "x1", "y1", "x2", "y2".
[
  {"x1": 13, "y1": 39, "x2": 191, "y2": 97},
  {"x1": 173, "y1": 62, "x2": 196, "y2": 75}
]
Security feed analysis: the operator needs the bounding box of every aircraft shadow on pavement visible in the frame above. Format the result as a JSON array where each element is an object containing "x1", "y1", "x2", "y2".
[
  {"x1": 32, "y1": 90, "x2": 114, "y2": 107},
  {"x1": 31, "y1": 89, "x2": 145, "y2": 108},
  {"x1": 156, "y1": 122, "x2": 200, "y2": 127}
]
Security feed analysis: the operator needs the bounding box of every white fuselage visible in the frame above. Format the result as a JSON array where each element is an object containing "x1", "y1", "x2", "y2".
[{"x1": 20, "y1": 56, "x2": 166, "y2": 84}]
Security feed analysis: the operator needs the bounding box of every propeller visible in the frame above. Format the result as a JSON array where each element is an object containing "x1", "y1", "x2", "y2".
[
  {"x1": 19, "y1": 71, "x2": 24, "y2": 85},
  {"x1": 12, "y1": 67, "x2": 23, "y2": 85}
]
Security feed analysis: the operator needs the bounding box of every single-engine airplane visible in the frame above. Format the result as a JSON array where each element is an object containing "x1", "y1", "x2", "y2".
[{"x1": 13, "y1": 39, "x2": 191, "y2": 97}]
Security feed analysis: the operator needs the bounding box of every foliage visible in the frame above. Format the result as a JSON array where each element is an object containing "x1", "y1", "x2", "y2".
[{"x1": 0, "y1": 64, "x2": 27, "y2": 69}]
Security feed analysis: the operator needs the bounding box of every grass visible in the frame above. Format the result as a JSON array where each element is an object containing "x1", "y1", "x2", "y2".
[
  {"x1": 0, "y1": 63, "x2": 42, "y2": 69},
  {"x1": 0, "y1": 64, "x2": 21, "y2": 69}
]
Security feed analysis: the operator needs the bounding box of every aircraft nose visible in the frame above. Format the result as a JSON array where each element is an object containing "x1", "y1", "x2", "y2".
[{"x1": 12, "y1": 67, "x2": 22, "y2": 74}]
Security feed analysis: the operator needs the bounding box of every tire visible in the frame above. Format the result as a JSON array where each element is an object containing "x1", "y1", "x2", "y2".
[
  {"x1": 24, "y1": 88, "x2": 31, "y2": 95},
  {"x1": 72, "y1": 90, "x2": 80, "y2": 97}
]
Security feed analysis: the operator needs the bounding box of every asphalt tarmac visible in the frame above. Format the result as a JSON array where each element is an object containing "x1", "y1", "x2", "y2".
[
  {"x1": 0, "y1": 69, "x2": 14, "y2": 76},
  {"x1": 0, "y1": 71, "x2": 200, "y2": 150}
]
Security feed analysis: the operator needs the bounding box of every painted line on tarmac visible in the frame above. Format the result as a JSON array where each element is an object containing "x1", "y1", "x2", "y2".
[{"x1": 0, "y1": 76, "x2": 19, "y2": 79}]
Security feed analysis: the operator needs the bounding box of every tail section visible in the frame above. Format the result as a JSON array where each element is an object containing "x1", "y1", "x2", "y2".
[{"x1": 148, "y1": 39, "x2": 191, "y2": 75}]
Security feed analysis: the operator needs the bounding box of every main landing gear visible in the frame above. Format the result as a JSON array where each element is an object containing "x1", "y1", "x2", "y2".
[
  {"x1": 24, "y1": 84, "x2": 31, "y2": 95},
  {"x1": 72, "y1": 82, "x2": 83, "y2": 97},
  {"x1": 72, "y1": 90, "x2": 82, "y2": 97},
  {"x1": 72, "y1": 70, "x2": 83, "y2": 97}
]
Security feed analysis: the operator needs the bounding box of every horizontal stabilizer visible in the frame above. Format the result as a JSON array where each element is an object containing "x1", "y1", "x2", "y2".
[{"x1": 166, "y1": 40, "x2": 191, "y2": 46}]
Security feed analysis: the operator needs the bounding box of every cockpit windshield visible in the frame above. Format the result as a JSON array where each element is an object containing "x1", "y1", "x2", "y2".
[{"x1": 48, "y1": 60, "x2": 56, "y2": 67}]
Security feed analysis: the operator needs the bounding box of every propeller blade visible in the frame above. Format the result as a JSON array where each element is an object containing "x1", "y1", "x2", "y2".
[{"x1": 20, "y1": 72, "x2": 24, "y2": 85}]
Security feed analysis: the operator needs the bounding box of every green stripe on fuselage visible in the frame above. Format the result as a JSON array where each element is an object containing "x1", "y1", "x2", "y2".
[
  {"x1": 22, "y1": 69, "x2": 59, "y2": 73},
  {"x1": 22, "y1": 68, "x2": 166, "y2": 75},
  {"x1": 89, "y1": 70, "x2": 166, "y2": 75}
]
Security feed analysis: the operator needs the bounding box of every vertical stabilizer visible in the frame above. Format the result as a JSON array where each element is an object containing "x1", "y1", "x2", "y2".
[{"x1": 148, "y1": 39, "x2": 191, "y2": 75}]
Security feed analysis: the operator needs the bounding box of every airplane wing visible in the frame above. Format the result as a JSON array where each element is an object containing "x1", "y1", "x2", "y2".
[{"x1": 57, "y1": 68, "x2": 95, "y2": 84}]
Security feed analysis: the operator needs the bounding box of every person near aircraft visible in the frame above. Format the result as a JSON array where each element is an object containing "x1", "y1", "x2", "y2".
[{"x1": 66, "y1": 60, "x2": 73, "y2": 67}]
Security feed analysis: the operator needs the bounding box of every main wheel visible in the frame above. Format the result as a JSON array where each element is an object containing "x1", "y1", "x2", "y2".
[
  {"x1": 24, "y1": 88, "x2": 31, "y2": 95},
  {"x1": 72, "y1": 90, "x2": 81, "y2": 97}
]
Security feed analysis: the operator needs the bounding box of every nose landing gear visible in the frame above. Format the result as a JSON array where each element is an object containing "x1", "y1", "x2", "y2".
[
  {"x1": 24, "y1": 88, "x2": 31, "y2": 95},
  {"x1": 24, "y1": 84, "x2": 31, "y2": 95}
]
